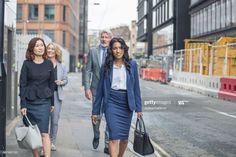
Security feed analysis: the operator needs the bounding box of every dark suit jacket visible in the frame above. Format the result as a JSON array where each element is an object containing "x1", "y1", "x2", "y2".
[{"x1": 92, "y1": 60, "x2": 142, "y2": 115}]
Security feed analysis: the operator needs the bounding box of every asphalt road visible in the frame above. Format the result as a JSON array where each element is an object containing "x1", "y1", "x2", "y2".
[{"x1": 139, "y1": 79, "x2": 236, "y2": 157}]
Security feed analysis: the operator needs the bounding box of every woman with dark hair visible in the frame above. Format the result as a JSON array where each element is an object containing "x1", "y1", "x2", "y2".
[
  {"x1": 92, "y1": 37, "x2": 143, "y2": 156},
  {"x1": 19, "y1": 37, "x2": 54, "y2": 157}
]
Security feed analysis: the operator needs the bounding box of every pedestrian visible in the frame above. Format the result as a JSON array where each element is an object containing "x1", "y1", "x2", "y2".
[
  {"x1": 47, "y1": 42, "x2": 68, "y2": 151},
  {"x1": 84, "y1": 30, "x2": 112, "y2": 154},
  {"x1": 91, "y1": 37, "x2": 143, "y2": 157},
  {"x1": 19, "y1": 37, "x2": 55, "y2": 157}
]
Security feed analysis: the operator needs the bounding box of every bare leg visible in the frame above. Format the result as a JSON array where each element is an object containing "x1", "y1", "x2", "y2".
[
  {"x1": 32, "y1": 149, "x2": 39, "y2": 157},
  {"x1": 41, "y1": 133, "x2": 51, "y2": 157},
  {"x1": 109, "y1": 140, "x2": 119, "y2": 157},
  {"x1": 118, "y1": 140, "x2": 128, "y2": 157}
]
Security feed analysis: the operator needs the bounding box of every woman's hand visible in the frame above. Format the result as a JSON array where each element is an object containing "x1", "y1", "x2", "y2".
[
  {"x1": 51, "y1": 106, "x2": 55, "y2": 112},
  {"x1": 136, "y1": 112, "x2": 143, "y2": 118},
  {"x1": 21, "y1": 108, "x2": 27, "y2": 116},
  {"x1": 55, "y1": 80, "x2": 64, "y2": 86},
  {"x1": 91, "y1": 115, "x2": 97, "y2": 125}
]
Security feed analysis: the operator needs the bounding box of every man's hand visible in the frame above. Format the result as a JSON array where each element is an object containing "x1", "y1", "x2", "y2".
[
  {"x1": 91, "y1": 115, "x2": 97, "y2": 125},
  {"x1": 85, "y1": 89, "x2": 92, "y2": 100},
  {"x1": 21, "y1": 108, "x2": 27, "y2": 116}
]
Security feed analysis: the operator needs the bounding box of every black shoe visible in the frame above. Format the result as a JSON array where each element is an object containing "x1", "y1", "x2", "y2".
[
  {"x1": 92, "y1": 138, "x2": 99, "y2": 149},
  {"x1": 104, "y1": 147, "x2": 109, "y2": 155}
]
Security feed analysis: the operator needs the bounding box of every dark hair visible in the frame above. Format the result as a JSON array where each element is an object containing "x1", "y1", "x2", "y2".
[
  {"x1": 25, "y1": 37, "x2": 47, "y2": 60},
  {"x1": 104, "y1": 37, "x2": 131, "y2": 75}
]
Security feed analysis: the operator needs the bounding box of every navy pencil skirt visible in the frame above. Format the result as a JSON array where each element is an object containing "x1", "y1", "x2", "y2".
[
  {"x1": 23, "y1": 98, "x2": 51, "y2": 133},
  {"x1": 105, "y1": 89, "x2": 133, "y2": 140}
]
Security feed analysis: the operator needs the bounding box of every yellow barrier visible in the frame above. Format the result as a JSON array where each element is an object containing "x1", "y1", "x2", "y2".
[{"x1": 183, "y1": 37, "x2": 236, "y2": 77}]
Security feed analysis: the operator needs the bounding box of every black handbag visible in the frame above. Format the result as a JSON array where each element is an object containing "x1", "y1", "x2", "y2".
[{"x1": 133, "y1": 117, "x2": 154, "y2": 156}]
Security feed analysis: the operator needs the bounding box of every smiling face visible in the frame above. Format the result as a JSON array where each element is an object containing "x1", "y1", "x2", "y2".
[
  {"x1": 47, "y1": 44, "x2": 56, "y2": 59},
  {"x1": 33, "y1": 40, "x2": 45, "y2": 56},
  {"x1": 112, "y1": 41, "x2": 124, "y2": 61}
]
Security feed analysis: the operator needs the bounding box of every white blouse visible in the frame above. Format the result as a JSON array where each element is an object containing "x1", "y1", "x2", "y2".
[{"x1": 111, "y1": 64, "x2": 127, "y2": 90}]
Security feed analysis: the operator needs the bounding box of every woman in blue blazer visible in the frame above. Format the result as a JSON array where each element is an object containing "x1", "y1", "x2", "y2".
[{"x1": 92, "y1": 37, "x2": 142, "y2": 156}]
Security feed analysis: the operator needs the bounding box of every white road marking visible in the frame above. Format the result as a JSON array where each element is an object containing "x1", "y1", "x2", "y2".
[
  {"x1": 205, "y1": 107, "x2": 236, "y2": 119},
  {"x1": 145, "y1": 86, "x2": 152, "y2": 90}
]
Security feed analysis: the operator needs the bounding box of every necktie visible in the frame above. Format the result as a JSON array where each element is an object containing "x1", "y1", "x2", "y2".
[{"x1": 102, "y1": 48, "x2": 106, "y2": 64}]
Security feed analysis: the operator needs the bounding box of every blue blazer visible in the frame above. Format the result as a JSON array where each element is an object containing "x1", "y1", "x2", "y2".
[{"x1": 92, "y1": 60, "x2": 142, "y2": 115}]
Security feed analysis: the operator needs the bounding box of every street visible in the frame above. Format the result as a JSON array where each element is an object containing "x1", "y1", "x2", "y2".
[
  {"x1": 6, "y1": 73, "x2": 236, "y2": 157},
  {"x1": 140, "y1": 79, "x2": 236, "y2": 157}
]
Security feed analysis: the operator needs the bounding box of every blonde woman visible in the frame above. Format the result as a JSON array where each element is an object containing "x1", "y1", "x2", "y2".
[{"x1": 46, "y1": 43, "x2": 68, "y2": 151}]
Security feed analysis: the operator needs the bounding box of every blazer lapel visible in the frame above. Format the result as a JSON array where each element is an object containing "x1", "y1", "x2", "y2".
[
  {"x1": 126, "y1": 68, "x2": 130, "y2": 90},
  {"x1": 95, "y1": 47, "x2": 101, "y2": 67},
  {"x1": 109, "y1": 67, "x2": 113, "y2": 85}
]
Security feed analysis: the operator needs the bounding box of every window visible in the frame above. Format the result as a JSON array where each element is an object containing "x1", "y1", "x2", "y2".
[
  {"x1": 196, "y1": 12, "x2": 200, "y2": 35},
  {"x1": 144, "y1": 19, "x2": 147, "y2": 33},
  {"x1": 27, "y1": 29, "x2": 38, "y2": 35},
  {"x1": 63, "y1": 6, "x2": 66, "y2": 22},
  {"x1": 216, "y1": 1, "x2": 221, "y2": 29},
  {"x1": 45, "y1": 5, "x2": 55, "y2": 20},
  {"x1": 212, "y1": 2, "x2": 216, "y2": 30},
  {"x1": 144, "y1": 0, "x2": 147, "y2": 14},
  {"x1": 44, "y1": 30, "x2": 54, "y2": 41},
  {"x1": 28, "y1": 4, "x2": 38, "y2": 20},
  {"x1": 157, "y1": 8, "x2": 159, "y2": 26},
  {"x1": 220, "y1": 0, "x2": 226, "y2": 28},
  {"x1": 16, "y1": 4, "x2": 22, "y2": 20},
  {"x1": 199, "y1": 10, "x2": 203, "y2": 34},
  {"x1": 16, "y1": 29, "x2": 22, "y2": 34},
  {"x1": 203, "y1": 8, "x2": 207, "y2": 33},
  {"x1": 153, "y1": 10, "x2": 156, "y2": 28},
  {"x1": 232, "y1": 0, "x2": 236, "y2": 25},
  {"x1": 153, "y1": 0, "x2": 156, "y2": 7},
  {"x1": 226, "y1": 0, "x2": 231, "y2": 27},
  {"x1": 165, "y1": 1, "x2": 168, "y2": 21},
  {"x1": 191, "y1": 15, "x2": 194, "y2": 36},
  {"x1": 62, "y1": 31, "x2": 66, "y2": 47},
  {"x1": 207, "y1": 6, "x2": 211, "y2": 32},
  {"x1": 152, "y1": 24, "x2": 174, "y2": 49},
  {"x1": 169, "y1": 0, "x2": 173, "y2": 18}
]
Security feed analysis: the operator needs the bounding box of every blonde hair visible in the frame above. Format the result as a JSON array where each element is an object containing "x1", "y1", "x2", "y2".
[{"x1": 47, "y1": 42, "x2": 62, "y2": 62}]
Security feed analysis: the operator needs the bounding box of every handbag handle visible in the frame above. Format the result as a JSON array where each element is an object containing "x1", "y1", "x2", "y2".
[
  {"x1": 24, "y1": 115, "x2": 33, "y2": 127},
  {"x1": 135, "y1": 116, "x2": 146, "y2": 133}
]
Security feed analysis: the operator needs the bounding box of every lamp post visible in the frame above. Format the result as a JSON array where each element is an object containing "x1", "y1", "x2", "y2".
[{"x1": 0, "y1": 0, "x2": 6, "y2": 156}]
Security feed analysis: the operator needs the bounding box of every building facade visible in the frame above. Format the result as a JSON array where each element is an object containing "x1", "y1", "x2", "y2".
[
  {"x1": 137, "y1": 0, "x2": 190, "y2": 57},
  {"x1": 190, "y1": 0, "x2": 236, "y2": 40},
  {"x1": 16, "y1": 0, "x2": 80, "y2": 71}
]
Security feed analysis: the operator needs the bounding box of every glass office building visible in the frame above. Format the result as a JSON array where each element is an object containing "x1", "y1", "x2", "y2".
[
  {"x1": 190, "y1": 0, "x2": 236, "y2": 39},
  {"x1": 137, "y1": 0, "x2": 190, "y2": 57}
]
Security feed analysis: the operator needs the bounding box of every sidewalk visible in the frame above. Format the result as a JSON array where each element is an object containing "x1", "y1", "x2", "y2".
[{"x1": 6, "y1": 73, "x2": 141, "y2": 157}]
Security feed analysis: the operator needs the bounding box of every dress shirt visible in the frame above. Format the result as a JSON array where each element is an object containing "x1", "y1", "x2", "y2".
[{"x1": 111, "y1": 64, "x2": 127, "y2": 90}]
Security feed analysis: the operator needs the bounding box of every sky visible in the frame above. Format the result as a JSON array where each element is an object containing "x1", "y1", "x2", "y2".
[{"x1": 88, "y1": 0, "x2": 137, "y2": 30}]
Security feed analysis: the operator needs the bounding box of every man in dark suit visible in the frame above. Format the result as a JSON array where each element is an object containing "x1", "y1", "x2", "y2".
[{"x1": 84, "y1": 30, "x2": 112, "y2": 154}]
